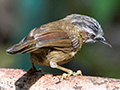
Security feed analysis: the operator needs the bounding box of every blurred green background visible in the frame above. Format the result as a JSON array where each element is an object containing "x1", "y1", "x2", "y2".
[{"x1": 0, "y1": 0, "x2": 120, "y2": 79}]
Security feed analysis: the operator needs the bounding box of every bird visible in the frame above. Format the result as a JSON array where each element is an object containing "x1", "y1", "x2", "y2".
[{"x1": 6, "y1": 14, "x2": 112, "y2": 79}]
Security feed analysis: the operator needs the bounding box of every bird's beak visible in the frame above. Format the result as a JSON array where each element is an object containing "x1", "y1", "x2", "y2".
[{"x1": 95, "y1": 36, "x2": 112, "y2": 48}]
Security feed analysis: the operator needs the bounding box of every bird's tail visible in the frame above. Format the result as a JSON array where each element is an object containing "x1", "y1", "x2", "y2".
[{"x1": 6, "y1": 37, "x2": 37, "y2": 54}]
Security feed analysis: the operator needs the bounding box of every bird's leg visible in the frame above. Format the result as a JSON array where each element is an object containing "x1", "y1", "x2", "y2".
[
  {"x1": 27, "y1": 63, "x2": 42, "y2": 73},
  {"x1": 57, "y1": 66, "x2": 82, "y2": 80},
  {"x1": 50, "y1": 61, "x2": 82, "y2": 80}
]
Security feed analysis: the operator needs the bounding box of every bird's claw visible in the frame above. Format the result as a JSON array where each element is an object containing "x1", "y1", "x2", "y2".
[{"x1": 61, "y1": 70, "x2": 82, "y2": 81}]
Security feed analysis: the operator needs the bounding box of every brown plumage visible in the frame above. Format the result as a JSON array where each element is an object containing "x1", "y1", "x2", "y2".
[{"x1": 6, "y1": 14, "x2": 111, "y2": 78}]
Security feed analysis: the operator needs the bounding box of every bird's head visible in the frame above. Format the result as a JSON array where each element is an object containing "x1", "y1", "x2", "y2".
[{"x1": 68, "y1": 14, "x2": 112, "y2": 47}]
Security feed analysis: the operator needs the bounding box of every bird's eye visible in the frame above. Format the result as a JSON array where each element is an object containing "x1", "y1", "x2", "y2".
[{"x1": 89, "y1": 34, "x2": 95, "y2": 39}]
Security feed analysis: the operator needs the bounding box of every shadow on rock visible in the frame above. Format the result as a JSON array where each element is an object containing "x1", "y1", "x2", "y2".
[{"x1": 15, "y1": 71, "x2": 44, "y2": 90}]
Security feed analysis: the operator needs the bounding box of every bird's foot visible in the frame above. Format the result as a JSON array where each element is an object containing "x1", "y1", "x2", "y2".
[
  {"x1": 27, "y1": 63, "x2": 42, "y2": 74},
  {"x1": 27, "y1": 67, "x2": 42, "y2": 74},
  {"x1": 61, "y1": 70, "x2": 82, "y2": 81}
]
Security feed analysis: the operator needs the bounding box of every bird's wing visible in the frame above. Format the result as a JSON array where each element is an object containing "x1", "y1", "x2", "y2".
[{"x1": 32, "y1": 27, "x2": 74, "y2": 52}]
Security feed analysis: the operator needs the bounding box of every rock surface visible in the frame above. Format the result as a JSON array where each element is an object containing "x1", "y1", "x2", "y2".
[{"x1": 0, "y1": 68, "x2": 120, "y2": 90}]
